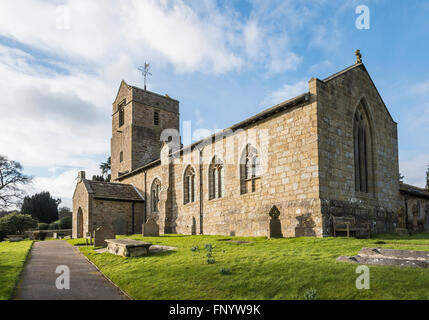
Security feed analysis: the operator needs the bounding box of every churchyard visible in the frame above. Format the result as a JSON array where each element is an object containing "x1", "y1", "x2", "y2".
[{"x1": 67, "y1": 233, "x2": 429, "y2": 300}]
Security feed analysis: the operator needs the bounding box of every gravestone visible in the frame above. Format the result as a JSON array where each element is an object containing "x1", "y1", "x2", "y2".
[
  {"x1": 112, "y1": 218, "x2": 127, "y2": 235},
  {"x1": 106, "y1": 239, "x2": 152, "y2": 257},
  {"x1": 268, "y1": 205, "x2": 283, "y2": 238},
  {"x1": 142, "y1": 218, "x2": 159, "y2": 237},
  {"x1": 94, "y1": 224, "x2": 116, "y2": 247},
  {"x1": 337, "y1": 247, "x2": 429, "y2": 268}
]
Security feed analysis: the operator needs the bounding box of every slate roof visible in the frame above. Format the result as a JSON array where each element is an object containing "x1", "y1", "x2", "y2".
[{"x1": 84, "y1": 180, "x2": 144, "y2": 202}]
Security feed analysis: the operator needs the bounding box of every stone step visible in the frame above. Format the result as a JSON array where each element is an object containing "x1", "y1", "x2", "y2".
[
  {"x1": 359, "y1": 247, "x2": 429, "y2": 261},
  {"x1": 336, "y1": 255, "x2": 429, "y2": 268}
]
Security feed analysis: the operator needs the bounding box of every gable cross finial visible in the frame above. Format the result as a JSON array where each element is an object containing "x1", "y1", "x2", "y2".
[
  {"x1": 138, "y1": 62, "x2": 152, "y2": 90},
  {"x1": 355, "y1": 49, "x2": 362, "y2": 64}
]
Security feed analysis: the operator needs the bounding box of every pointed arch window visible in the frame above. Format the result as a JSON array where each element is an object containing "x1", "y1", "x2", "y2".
[
  {"x1": 184, "y1": 165, "x2": 196, "y2": 204},
  {"x1": 151, "y1": 178, "x2": 161, "y2": 213},
  {"x1": 209, "y1": 156, "x2": 224, "y2": 200},
  {"x1": 353, "y1": 103, "x2": 372, "y2": 193},
  {"x1": 240, "y1": 144, "x2": 260, "y2": 194}
]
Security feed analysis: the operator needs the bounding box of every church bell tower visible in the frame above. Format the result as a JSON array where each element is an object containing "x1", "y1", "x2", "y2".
[{"x1": 110, "y1": 81, "x2": 180, "y2": 180}]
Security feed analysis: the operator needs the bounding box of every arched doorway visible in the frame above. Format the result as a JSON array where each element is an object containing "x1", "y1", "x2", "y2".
[{"x1": 76, "y1": 207, "x2": 84, "y2": 238}]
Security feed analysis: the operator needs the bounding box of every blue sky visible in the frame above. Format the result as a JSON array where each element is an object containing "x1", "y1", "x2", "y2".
[{"x1": 0, "y1": 0, "x2": 428, "y2": 208}]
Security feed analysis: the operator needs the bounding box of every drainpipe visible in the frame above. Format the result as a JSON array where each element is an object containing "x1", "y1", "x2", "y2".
[
  {"x1": 404, "y1": 194, "x2": 409, "y2": 230},
  {"x1": 199, "y1": 150, "x2": 203, "y2": 235},
  {"x1": 132, "y1": 202, "x2": 135, "y2": 234},
  {"x1": 144, "y1": 171, "x2": 147, "y2": 223}
]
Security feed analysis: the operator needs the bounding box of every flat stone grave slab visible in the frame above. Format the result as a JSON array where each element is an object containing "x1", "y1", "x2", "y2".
[
  {"x1": 337, "y1": 247, "x2": 429, "y2": 268},
  {"x1": 96, "y1": 244, "x2": 176, "y2": 254},
  {"x1": 106, "y1": 239, "x2": 152, "y2": 257}
]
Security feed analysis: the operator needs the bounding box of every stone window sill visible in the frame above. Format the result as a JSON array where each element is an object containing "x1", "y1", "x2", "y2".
[{"x1": 355, "y1": 191, "x2": 375, "y2": 200}]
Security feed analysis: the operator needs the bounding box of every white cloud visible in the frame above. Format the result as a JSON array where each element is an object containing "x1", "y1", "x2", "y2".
[
  {"x1": 24, "y1": 166, "x2": 100, "y2": 209},
  {"x1": 260, "y1": 80, "x2": 308, "y2": 108},
  {"x1": 0, "y1": 0, "x2": 325, "y2": 207},
  {"x1": 399, "y1": 153, "x2": 429, "y2": 188},
  {"x1": 410, "y1": 81, "x2": 429, "y2": 95}
]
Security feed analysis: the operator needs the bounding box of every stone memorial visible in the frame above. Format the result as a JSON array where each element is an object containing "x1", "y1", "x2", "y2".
[
  {"x1": 142, "y1": 217, "x2": 159, "y2": 237},
  {"x1": 106, "y1": 239, "x2": 152, "y2": 257},
  {"x1": 94, "y1": 224, "x2": 116, "y2": 247},
  {"x1": 268, "y1": 205, "x2": 283, "y2": 238},
  {"x1": 337, "y1": 247, "x2": 429, "y2": 268}
]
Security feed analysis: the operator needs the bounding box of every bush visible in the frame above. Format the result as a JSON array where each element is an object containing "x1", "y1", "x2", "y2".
[
  {"x1": 0, "y1": 230, "x2": 6, "y2": 242},
  {"x1": 38, "y1": 223, "x2": 49, "y2": 230},
  {"x1": 33, "y1": 231, "x2": 47, "y2": 241},
  {"x1": 0, "y1": 213, "x2": 38, "y2": 235},
  {"x1": 303, "y1": 288, "x2": 318, "y2": 300},
  {"x1": 207, "y1": 258, "x2": 216, "y2": 264},
  {"x1": 48, "y1": 221, "x2": 60, "y2": 230},
  {"x1": 58, "y1": 216, "x2": 72, "y2": 229}
]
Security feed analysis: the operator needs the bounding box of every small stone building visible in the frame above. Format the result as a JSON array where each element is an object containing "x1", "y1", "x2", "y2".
[
  {"x1": 72, "y1": 53, "x2": 429, "y2": 238},
  {"x1": 399, "y1": 183, "x2": 429, "y2": 232},
  {"x1": 72, "y1": 172, "x2": 144, "y2": 238}
]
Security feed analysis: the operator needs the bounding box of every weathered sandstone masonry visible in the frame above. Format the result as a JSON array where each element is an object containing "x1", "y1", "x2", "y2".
[{"x1": 73, "y1": 56, "x2": 429, "y2": 238}]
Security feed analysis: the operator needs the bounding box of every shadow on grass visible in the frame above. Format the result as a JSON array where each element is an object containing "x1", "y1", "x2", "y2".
[{"x1": 373, "y1": 233, "x2": 429, "y2": 241}]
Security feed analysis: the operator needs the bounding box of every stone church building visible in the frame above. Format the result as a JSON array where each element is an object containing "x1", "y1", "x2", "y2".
[{"x1": 72, "y1": 54, "x2": 429, "y2": 239}]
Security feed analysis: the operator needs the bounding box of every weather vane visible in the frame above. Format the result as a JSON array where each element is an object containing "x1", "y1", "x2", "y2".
[{"x1": 138, "y1": 62, "x2": 152, "y2": 90}]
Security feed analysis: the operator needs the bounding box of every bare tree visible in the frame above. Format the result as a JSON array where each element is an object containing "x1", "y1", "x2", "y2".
[{"x1": 0, "y1": 155, "x2": 32, "y2": 209}]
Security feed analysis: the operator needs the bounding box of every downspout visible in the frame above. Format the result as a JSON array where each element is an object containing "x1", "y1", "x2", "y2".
[
  {"x1": 404, "y1": 194, "x2": 409, "y2": 230},
  {"x1": 144, "y1": 171, "x2": 147, "y2": 223},
  {"x1": 199, "y1": 150, "x2": 203, "y2": 234},
  {"x1": 132, "y1": 202, "x2": 135, "y2": 234}
]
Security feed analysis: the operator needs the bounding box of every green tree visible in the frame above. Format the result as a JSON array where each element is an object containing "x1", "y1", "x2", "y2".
[
  {"x1": 92, "y1": 175, "x2": 106, "y2": 182},
  {"x1": 58, "y1": 216, "x2": 72, "y2": 229},
  {"x1": 0, "y1": 213, "x2": 37, "y2": 235},
  {"x1": 58, "y1": 206, "x2": 72, "y2": 219},
  {"x1": 21, "y1": 191, "x2": 61, "y2": 223},
  {"x1": 100, "y1": 157, "x2": 111, "y2": 182},
  {"x1": 0, "y1": 155, "x2": 32, "y2": 209}
]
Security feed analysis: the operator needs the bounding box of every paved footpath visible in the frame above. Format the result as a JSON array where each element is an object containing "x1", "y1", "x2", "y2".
[{"x1": 16, "y1": 240, "x2": 128, "y2": 300}]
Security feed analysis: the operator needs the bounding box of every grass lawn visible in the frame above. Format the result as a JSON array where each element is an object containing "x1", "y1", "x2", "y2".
[
  {"x1": 0, "y1": 241, "x2": 33, "y2": 300},
  {"x1": 69, "y1": 233, "x2": 429, "y2": 300}
]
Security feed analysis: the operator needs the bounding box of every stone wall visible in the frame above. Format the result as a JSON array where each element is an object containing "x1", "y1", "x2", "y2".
[
  {"x1": 314, "y1": 65, "x2": 401, "y2": 235},
  {"x1": 72, "y1": 180, "x2": 90, "y2": 238},
  {"x1": 110, "y1": 81, "x2": 180, "y2": 180},
  {"x1": 107, "y1": 63, "x2": 406, "y2": 238},
  {"x1": 73, "y1": 177, "x2": 145, "y2": 238},
  {"x1": 91, "y1": 199, "x2": 145, "y2": 235},
  {"x1": 120, "y1": 95, "x2": 324, "y2": 237}
]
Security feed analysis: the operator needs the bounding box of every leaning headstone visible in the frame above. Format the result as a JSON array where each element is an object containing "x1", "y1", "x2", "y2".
[
  {"x1": 93, "y1": 224, "x2": 115, "y2": 247},
  {"x1": 142, "y1": 218, "x2": 159, "y2": 237}
]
